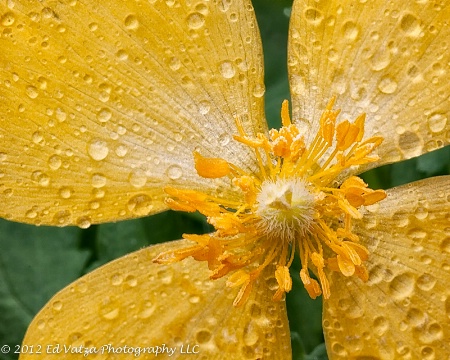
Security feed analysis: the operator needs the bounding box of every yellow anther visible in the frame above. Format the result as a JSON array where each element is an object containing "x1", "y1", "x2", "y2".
[
  {"x1": 273, "y1": 265, "x2": 292, "y2": 301},
  {"x1": 194, "y1": 151, "x2": 230, "y2": 178},
  {"x1": 280, "y1": 99, "x2": 292, "y2": 127},
  {"x1": 300, "y1": 268, "x2": 322, "y2": 299}
]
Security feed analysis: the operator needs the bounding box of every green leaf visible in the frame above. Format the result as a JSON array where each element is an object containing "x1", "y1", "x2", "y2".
[
  {"x1": 305, "y1": 343, "x2": 328, "y2": 360},
  {"x1": 287, "y1": 262, "x2": 324, "y2": 354},
  {"x1": 88, "y1": 211, "x2": 211, "y2": 271},
  {"x1": 0, "y1": 219, "x2": 89, "y2": 360},
  {"x1": 416, "y1": 146, "x2": 450, "y2": 175}
]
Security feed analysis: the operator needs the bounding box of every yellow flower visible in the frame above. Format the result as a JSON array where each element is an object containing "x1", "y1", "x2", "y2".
[{"x1": 1, "y1": 0, "x2": 449, "y2": 359}]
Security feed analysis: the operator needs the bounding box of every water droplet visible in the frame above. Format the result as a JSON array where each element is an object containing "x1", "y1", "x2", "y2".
[
  {"x1": 25, "y1": 207, "x2": 38, "y2": 219},
  {"x1": 157, "y1": 268, "x2": 173, "y2": 284},
  {"x1": 198, "y1": 100, "x2": 210, "y2": 115},
  {"x1": 88, "y1": 138, "x2": 109, "y2": 161},
  {"x1": 53, "y1": 210, "x2": 71, "y2": 225},
  {"x1": 115, "y1": 144, "x2": 128, "y2": 157},
  {"x1": 186, "y1": 12, "x2": 205, "y2": 29},
  {"x1": 219, "y1": 61, "x2": 235, "y2": 79},
  {"x1": 370, "y1": 52, "x2": 391, "y2": 71},
  {"x1": 76, "y1": 216, "x2": 91, "y2": 229},
  {"x1": 373, "y1": 316, "x2": 389, "y2": 336},
  {"x1": 218, "y1": 133, "x2": 230, "y2": 146},
  {"x1": 168, "y1": 56, "x2": 181, "y2": 71},
  {"x1": 127, "y1": 194, "x2": 153, "y2": 215},
  {"x1": 48, "y1": 155, "x2": 62, "y2": 170},
  {"x1": 88, "y1": 22, "x2": 98, "y2": 31},
  {"x1": 196, "y1": 330, "x2": 211, "y2": 343},
  {"x1": 1, "y1": 12, "x2": 15, "y2": 26},
  {"x1": 129, "y1": 170, "x2": 147, "y2": 188},
  {"x1": 243, "y1": 321, "x2": 259, "y2": 346},
  {"x1": 441, "y1": 238, "x2": 450, "y2": 254},
  {"x1": 26, "y1": 85, "x2": 39, "y2": 99},
  {"x1": 91, "y1": 173, "x2": 106, "y2": 188},
  {"x1": 111, "y1": 273, "x2": 123, "y2": 286},
  {"x1": 101, "y1": 307, "x2": 119, "y2": 320},
  {"x1": 343, "y1": 21, "x2": 359, "y2": 41},
  {"x1": 125, "y1": 275, "x2": 137, "y2": 287},
  {"x1": 416, "y1": 273, "x2": 436, "y2": 291},
  {"x1": 389, "y1": 273, "x2": 415, "y2": 301},
  {"x1": 52, "y1": 301, "x2": 63, "y2": 311},
  {"x1": 116, "y1": 49, "x2": 128, "y2": 61},
  {"x1": 124, "y1": 14, "x2": 139, "y2": 30},
  {"x1": 166, "y1": 164, "x2": 182, "y2": 180},
  {"x1": 398, "y1": 131, "x2": 422, "y2": 157},
  {"x1": 427, "y1": 112, "x2": 447, "y2": 133},
  {"x1": 59, "y1": 187, "x2": 72, "y2": 199},
  {"x1": 304, "y1": 8, "x2": 323, "y2": 25},
  {"x1": 139, "y1": 301, "x2": 156, "y2": 319},
  {"x1": 378, "y1": 76, "x2": 398, "y2": 94},
  {"x1": 55, "y1": 107, "x2": 67, "y2": 122},
  {"x1": 97, "y1": 108, "x2": 112, "y2": 123},
  {"x1": 400, "y1": 13, "x2": 422, "y2": 37},
  {"x1": 31, "y1": 171, "x2": 50, "y2": 187},
  {"x1": 189, "y1": 295, "x2": 200, "y2": 304},
  {"x1": 32, "y1": 131, "x2": 43, "y2": 144},
  {"x1": 252, "y1": 83, "x2": 265, "y2": 98}
]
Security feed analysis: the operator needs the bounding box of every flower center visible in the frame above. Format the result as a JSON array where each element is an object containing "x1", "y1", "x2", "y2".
[
  {"x1": 255, "y1": 178, "x2": 315, "y2": 242},
  {"x1": 154, "y1": 98, "x2": 387, "y2": 306}
]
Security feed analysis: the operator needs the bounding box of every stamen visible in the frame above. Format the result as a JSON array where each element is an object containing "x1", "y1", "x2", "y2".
[{"x1": 157, "y1": 98, "x2": 386, "y2": 305}]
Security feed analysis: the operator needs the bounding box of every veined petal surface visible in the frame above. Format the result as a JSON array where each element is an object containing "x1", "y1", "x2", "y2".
[
  {"x1": 323, "y1": 175, "x2": 450, "y2": 359},
  {"x1": 288, "y1": 0, "x2": 449, "y2": 171},
  {"x1": 21, "y1": 239, "x2": 291, "y2": 360},
  {"x1": 0, "y1": 0, "x2": 266, "y2": 226}
]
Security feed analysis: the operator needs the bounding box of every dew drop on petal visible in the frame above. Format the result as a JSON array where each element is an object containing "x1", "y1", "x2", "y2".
[
  {"x1": 97, "y1": 108, "x2": 112, "y2": 123},
  {"x1": 115, "y1": 144, "x2": 128, "y2": 157},
  {"x1": 59, "y1": 187, "x2": 72, "y2": 199},
  {"x1": 127, "y1": 194, "x2": 153, "y2": 215},
  {"x1": 252, "y1": 83, "x2": 265, "y2": 98},
  {"x1": 124, "y1": 14, "x2": 139, "y2": 30},
  {"x1": 166, "y1": 164, "x2": 182, "y2": 180},
  {"x1": 91, "y1": 173, "x2": 107, "y2": 188},
  {"x1": 219, "y1": 61, "x2": 235, "y2": 79},
  {"x1": 53, "y1": 210, "x2": 71, "y2": 225},
  {"x1": 55, "y1": 107, "x2": 67, "y2": 122},
  {"x1": 398, "y1": 131, "x2": 423, "y2": 157},
  {"x1": 26, "y1": 85, "x2": 39, "y2": 99},
  {"x1": 186, "y1": 12, "x2": 205, "y2": 29},
  {"x1": 389, "y1": 273, "x2": 415, "y2": 301},
  {"x1": 110, "y1": 273, "x2": 123, "y2": 286},
  {"x1": 52, "y1": 301, "x2": 63, "y2": 311},
  {"x1": 343, "y1": 21, "x2": 359, "y2": 41},
  {"x1": 129, "y1": 169, "x2": 147, "y2": 188},
  {"x1": 198, "y1": 100, "x2": 211, "y2": 115},
  {"x1": 427, "y1": 112, "x2": 447, "y2": 133},
  {"x1": 400, "y1": 13, "x2": 422, "y2": 37},
  {"x1": 1, "y1": 12, "x2": 15, "y2": 26},
  {"x1": 88, "y1": 138, "x2": 109, "y2": 161},
  {"x1": 378, "y1": 76, "x2": 398, "y2": 94},
  {"x1": 32, "y1": 131, "x2": 43, "y2": 144},
  {"x1": 76, "y1": 216, "x2": 91, "y2": 229},
  {"x1": 304, "y1": 7, "x2": 323, "y2": 25},
  {"x1": 125, "y1": 275, "x2": 137, "y2": 287}
]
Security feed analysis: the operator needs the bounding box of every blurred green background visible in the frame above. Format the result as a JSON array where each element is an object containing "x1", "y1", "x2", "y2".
[{"x1": 0, "y1": 1, "x2": 449, "y2": 359}]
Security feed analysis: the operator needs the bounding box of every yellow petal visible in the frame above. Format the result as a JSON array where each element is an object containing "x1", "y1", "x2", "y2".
[
  {"x1": 288, "y1": 0, "x2": 449, "y2": 172},
  {"x1": 323, "y1": 175, "x2": 450, "y2": 359},
  {"x1": 21, "y1": 240, "x2": 291, "y2": 359},
  {"x1": 0, "y1": 0, "x2": 266, "y2": 226}
]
